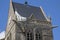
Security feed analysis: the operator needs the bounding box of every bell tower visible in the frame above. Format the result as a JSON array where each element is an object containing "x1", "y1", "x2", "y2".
[{"x1": 5, "y1": 0, "x2": 54, "y2": 40}]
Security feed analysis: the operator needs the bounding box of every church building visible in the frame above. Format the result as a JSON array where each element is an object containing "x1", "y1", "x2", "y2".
[{"x1": 5, "y1": 0, "x2": 54, "y2": 40}]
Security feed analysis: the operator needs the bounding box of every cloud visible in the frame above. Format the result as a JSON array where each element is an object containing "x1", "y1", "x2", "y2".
[{"x1": 0, "y1": 31, "x2": 5, "y2": 39}]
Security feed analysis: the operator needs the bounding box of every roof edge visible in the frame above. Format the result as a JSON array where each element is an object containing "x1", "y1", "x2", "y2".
[{"x1": 40, "y1": 6, "x2": 51, "y2": 22}]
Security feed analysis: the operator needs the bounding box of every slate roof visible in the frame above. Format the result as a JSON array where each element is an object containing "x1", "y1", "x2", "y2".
[{"x1": 12, "y1": 2, "x2": 48, "y2": 21}]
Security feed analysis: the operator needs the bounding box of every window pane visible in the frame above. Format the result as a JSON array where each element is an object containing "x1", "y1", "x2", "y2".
[
  {"x1": 35, "y1": 33, "x2": 41, "y2": 40},
  {"x1": 30, "y1": 33, "x2": 32, "y2": 40},
  {"x1": 36, "y1": 34, "x2": 38, "y2": 40},
  {"x1": 26, "y1": 32, "x2": 32, "y2": 40}
]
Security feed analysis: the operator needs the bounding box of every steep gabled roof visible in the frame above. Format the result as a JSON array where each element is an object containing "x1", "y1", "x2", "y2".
[{"x1": 12, "y1": 2, "x2": 50, "y2": 21}]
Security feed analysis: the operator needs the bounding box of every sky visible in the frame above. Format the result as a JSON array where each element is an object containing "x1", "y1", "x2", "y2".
[{"x1": 0, "y1": 0, "x2": 60, "y2": 40}]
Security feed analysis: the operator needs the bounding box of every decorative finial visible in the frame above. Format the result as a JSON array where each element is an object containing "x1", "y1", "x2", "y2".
[{"x1": 25, "y1": 1, "x2": 28, "y2": 4}]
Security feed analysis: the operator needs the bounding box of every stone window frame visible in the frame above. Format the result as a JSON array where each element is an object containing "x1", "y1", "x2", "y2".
[
  {"x1": 34, "y1": 27, "x2": 42, "y2": 40},
  {"x1": 35, "y1": 32, "x2": 41, "y2": 40},
  {"x1": 26, "y1": 30, "x2": 33, "y2": 40}
]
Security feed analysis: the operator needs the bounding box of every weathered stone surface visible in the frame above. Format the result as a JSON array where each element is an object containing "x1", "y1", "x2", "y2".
[{"x1": 5, "y1": 0, "x2": 53, "y2": 40}]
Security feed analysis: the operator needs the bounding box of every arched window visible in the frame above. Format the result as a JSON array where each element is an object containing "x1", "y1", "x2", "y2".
[
  {"x1": 26, "y1": 32, "x2": 33, "y2": 40},
  {"x1": 35, "y1": 33, "x2": 41, "y2": 40}
]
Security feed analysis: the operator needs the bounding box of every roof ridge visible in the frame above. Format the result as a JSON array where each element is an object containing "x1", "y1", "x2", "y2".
[{"x1": 12, "y1": 2, "x2": 40, "y2": 8}]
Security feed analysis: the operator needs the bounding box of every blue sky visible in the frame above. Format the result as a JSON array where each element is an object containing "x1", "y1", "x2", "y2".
[{"x1": 0, "y1": 0, "x2": 60, "y2": 40}]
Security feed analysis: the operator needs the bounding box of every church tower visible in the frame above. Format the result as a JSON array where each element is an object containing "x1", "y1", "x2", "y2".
[{"x1": 5, "y1": 0, "x2": 54, "y2": 40}]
